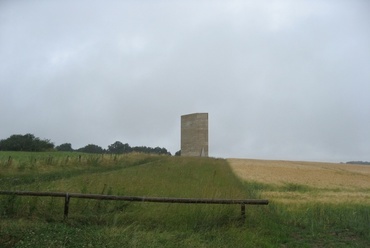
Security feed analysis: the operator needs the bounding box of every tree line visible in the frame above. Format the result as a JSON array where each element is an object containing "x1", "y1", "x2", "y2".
[
  {"x1": 0, "y1": 134, "x2": 171, "y2": 155},
  {"x1": 346, "y1": 161, "x2": 370, "y2": 165},
  {"x1": 0, "y1": 134, "x2": 53, "y2": 152}
]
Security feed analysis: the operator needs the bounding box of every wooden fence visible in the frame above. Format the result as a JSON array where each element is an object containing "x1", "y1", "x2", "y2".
[{"x1": 0, "y1": 190, "x2": 269, "y2": 220}]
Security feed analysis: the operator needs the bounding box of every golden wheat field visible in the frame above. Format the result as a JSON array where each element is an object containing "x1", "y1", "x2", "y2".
[{"x1": 228, "y1": 159, "x2": 370, "y2": 204}]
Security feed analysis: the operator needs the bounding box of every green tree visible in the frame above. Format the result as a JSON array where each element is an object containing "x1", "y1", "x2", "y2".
[
  {"x1": 56, "y1": 143, "x2": 74, "y2": 152},
  {"x1": 77, "y1": 144, "x2": 104, "y2": 154},
  {"x1": 107, "y1": 141, "x2": 131, "y2": 154},
  {"x1": 131, "y1": 145, "x2": 171, "y2": 155},
  {"x1": 0, "y1": 133, "x2": 54, "y2": 151}
]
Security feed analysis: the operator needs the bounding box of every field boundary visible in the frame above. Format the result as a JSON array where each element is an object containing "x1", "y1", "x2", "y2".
[{"x1": 0, "y1": 190, "x2": 268, "y2": 221}]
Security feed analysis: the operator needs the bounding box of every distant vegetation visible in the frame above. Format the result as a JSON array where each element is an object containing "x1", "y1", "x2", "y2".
[
  {"x1": 0, "y1": 134, "x2": 54, "y2": 152},
  {"x1": 67, "y1": 141, "x2": 170, "y2": 155},
  {"x1": 346, "y1": 161, "x2": 370, "y2": 165},
  {"x1": 0, "y1": 134, "x2": 171, "y2": 155}
]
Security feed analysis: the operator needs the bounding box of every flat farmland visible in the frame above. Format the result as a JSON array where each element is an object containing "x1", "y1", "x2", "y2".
[
  {"x1": 228, "y1": 159, "x2": 370, "y2": 204},
  {"x1": 1, "y1": 153, "x2": 369, "y2": 247}
]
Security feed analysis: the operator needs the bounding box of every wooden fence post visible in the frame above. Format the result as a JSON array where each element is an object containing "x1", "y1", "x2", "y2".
[
  {"x1": 241, "y1": 204, "x2": 246, "y2": 220},
  {"x1": 7, "y1": 156, "x2": 12, "y2": 166},
  {"x1": 64, "y1": 193, "x2": 70, "y2": 220}
]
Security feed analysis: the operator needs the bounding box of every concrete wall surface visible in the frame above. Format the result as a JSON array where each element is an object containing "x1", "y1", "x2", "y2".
[{"x1": 181, "y1": 113, "x2": 208, "y2": 157}]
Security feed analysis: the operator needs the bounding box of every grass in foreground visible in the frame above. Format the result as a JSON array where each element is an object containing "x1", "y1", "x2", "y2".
[{"x1": 0, "y1": 152, "x2": 369, "y2": 247}]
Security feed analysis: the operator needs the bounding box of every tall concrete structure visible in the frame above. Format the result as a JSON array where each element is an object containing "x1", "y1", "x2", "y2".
[{"x1": 181, "y1": 113, "x2": 208, "y2": 157}]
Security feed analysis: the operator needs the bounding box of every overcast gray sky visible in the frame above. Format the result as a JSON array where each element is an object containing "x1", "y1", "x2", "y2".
[{"x1": 1, "y1": 0, "x2": 369, "y2": 162}]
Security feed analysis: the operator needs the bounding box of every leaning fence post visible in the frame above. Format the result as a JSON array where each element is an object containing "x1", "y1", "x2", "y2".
[
  {"x1": 241, "y1": 204, "x2": 246, "y2": 221},
  {"x1": 7, "y1": 156, "x2": 12, "y2": 166},
  {"x1": 64, "y1": 193, "x2": 70, "y2": 220}
]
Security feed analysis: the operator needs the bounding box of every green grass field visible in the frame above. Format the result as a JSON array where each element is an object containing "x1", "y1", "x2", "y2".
[{"x1": 0, "y1": 152, "x2": 369, "y2": 247}]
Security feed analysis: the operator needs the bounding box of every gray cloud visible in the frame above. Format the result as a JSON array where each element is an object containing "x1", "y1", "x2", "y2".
[{"x1": 1, "y1": 0, "x2": 369, "y2": 162}]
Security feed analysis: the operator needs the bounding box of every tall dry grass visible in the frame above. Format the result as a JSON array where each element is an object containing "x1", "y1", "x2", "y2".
[{"x1": 228, "y1": 158, "x2": 370, "y2": 204}]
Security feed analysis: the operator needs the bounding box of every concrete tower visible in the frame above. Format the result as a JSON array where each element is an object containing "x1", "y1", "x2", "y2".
[{"x1": 181, "y1": 113, "x2": 208, "y2": 157}]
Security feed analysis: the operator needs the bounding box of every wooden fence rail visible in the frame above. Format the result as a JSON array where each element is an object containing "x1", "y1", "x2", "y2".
[{"x1": 0, "y1": 190, "x2": 269, "y2": 220}]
